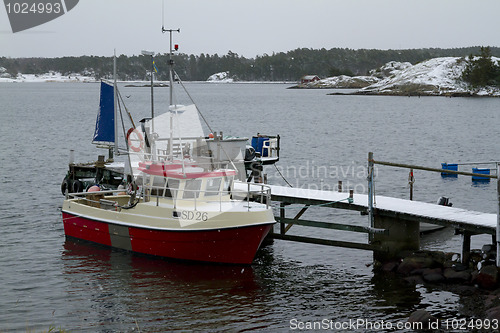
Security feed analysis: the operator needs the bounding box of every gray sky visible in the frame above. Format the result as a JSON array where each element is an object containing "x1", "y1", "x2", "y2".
[{"x1": 2, "y1": 0, "x2": 500, "y2": 58}]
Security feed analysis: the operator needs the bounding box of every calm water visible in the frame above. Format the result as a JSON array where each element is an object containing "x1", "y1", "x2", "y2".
[{"x1": 1, "y1": 82, "x2": 500, "y2": 332}]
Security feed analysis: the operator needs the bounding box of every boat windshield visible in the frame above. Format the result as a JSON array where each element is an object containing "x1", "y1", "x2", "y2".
[
  {"x1": 165, "y1": 179, "x2": 180, "y2": 198},
  {"x1": 205, "y1": 178, "x2": 222, "y2": 196},
  {"x1": 183, "y1": 179, "x2": 202, "y2": 199}
]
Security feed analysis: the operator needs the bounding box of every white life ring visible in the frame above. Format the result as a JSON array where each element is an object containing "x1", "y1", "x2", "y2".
[{"x1": 126, "y1": 128, "x2": 144, "y2": 152}]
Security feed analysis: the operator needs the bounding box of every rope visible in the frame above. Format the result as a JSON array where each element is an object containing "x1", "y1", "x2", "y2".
[
  {"x1": 277, "y1": 197, "x2": 353, "y2": 210},
  {"x1": 116, "y1": 87, "x2": 136, "y2": 128},
  {"x1": 274, "y1": 163, "x2": 293, "y2": 187},
  {"x1": 115, "y1": 85, "x2": 140, "y2": 208},
  {"x1": 173, "y1": 70, "x2": 242, "y2": 173},
  {"x1": 173, "y1": 69, "x2": 215, "y2": 134}
]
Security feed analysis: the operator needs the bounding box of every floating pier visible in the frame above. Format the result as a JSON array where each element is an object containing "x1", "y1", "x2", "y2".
[{"x1": 268, "y1": 152, "x2": 500, "y2": 266}]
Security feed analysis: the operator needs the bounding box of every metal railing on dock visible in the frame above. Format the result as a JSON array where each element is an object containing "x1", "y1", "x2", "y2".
[{"x1": 367, "y1": 152, "x2": 500, "y2": 266}]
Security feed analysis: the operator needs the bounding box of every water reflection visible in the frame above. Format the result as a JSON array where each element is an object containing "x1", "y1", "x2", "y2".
[
  {"x1": 61, "y1": 238, "x2": 267, "y2": 331},
  {"x1": 371, "y1": 271, "x2": 422, "y2": 312}
]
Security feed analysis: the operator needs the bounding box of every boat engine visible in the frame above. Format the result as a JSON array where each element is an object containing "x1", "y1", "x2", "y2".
[
  {"x1": 437, "y1": 196, "x2": 452, "y2": 207},
  {"x1": 245, "y1": 145, "x2": 256, "y2": 161}
]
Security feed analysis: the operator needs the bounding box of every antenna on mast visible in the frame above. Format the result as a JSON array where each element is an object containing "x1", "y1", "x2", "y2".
[
  {"x1": 161, "y1": 25, "x2": 180, "y2": 161},
  {"x1": 161, "y1": 27, "x2": 180, "y2": 107},
  {"x1": 161, "y1": 0, "x2": 164, "y2": 31}
]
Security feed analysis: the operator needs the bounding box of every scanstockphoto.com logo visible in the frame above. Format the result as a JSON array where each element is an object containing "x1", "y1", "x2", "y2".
[{"x1": 4, "y1": 0, "x2": 79, "y2": 33}]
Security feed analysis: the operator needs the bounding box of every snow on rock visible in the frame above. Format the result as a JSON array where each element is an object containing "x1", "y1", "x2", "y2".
[
  {"x1": 369, "y1": 61, "x2": 413, "y2": 78},
  {"x1": 0, "y1": 71, "x2": 97, "y2": 83},
  {"x1": 300, "y1": 57, "x2": 500, "y2": 97},
  {"x1": 0, "y1": 67, "x2": 11, "y2": 78},
  {"x1": 206, "y1": 71, "x2": 234, "y2": 83},
  {"x1": 0, "y1": 67, "x2": 12, "y2": 78},
  {"x1": 301, "y1": 75, "x2": 379, "y2": 89},
  {"x1": 360, "y1": 57, "x2": 500, "y2": 97}
]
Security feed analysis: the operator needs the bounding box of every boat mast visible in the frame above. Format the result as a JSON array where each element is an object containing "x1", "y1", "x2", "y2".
[
  {"x1": 141, "y1": 50, "x2": 155, "y2": 132},
  {"x1": 162, "y1": 27, "x2": 180, "y2": 106},
  {"x1": 141, "y1": 50, "x2": 155, "y2": 158},
  {"x1": 162, "y1": 27, "x2": 180, "y2": 160}
]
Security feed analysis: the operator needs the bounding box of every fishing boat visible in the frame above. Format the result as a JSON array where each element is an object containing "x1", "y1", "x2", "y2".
[{"x1": 61, "y1": 33, "x2": 276, "y2": 264}]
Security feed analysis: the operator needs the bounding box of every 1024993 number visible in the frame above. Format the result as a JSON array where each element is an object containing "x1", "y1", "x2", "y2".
[
  {"x1": 179, "y1": 211, "x2": 208, "y2": 222},
  {"x1": 5, "y1": 2, "x2": 62, "y2": 14},
  {"x1": 443, "y1": 318, "x2": 498, "y2": 330}
]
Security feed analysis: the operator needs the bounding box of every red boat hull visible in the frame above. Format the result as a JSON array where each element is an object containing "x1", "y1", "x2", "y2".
[{"x1": 62, "y1": 212, "x2": 273, "y2": 264}]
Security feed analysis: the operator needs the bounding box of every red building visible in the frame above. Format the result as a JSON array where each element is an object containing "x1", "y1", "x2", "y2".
[{"x1": 300, "y1": 75, "x2": 320, "y2": 84}]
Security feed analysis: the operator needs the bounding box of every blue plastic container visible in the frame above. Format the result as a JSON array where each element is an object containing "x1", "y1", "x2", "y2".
[
  {"x1": 441, "y1": 163, "x2": 458, "y2": 177},
  {"x1": 251, "y1": 136, "x2": 269, "y2": 156},
  {"x1": 251, "y1": 136, "x2": 259, "y2": 151},
  {"x1": 472, "y1": 168, "x2": 490, "y2": 181}
]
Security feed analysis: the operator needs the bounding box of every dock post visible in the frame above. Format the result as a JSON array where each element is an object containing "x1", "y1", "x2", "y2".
[
  {"x1": 280, "y1": 202, "x2": 286, "y2": 235},
  {"x1": 409, "y1": 168, "x2": 414, "y2": 200},
  {"x1": 373, "y1": 215, "x2": 420, "y2": 263},
  {"x1": 462, "y1": 231, "x2": 471, "y2": 265},
  {"x1": 497, "y1": 163, "x2": 500, "y2": 267},
  {"x1": 368, "y1": 152, "x2": 375, "y2": 243},
  {"x1": 369, "y1": 152, "x2": 420, "y2": 262}
]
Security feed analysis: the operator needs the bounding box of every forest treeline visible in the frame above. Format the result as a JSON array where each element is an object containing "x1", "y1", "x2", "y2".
[{"x1": 1, "y1": 46, "x2": 500, "y2": 82}]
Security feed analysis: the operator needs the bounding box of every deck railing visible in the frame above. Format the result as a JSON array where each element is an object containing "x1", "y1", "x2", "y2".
[
  {"x1": 144, "y1": 182, "x2": 271, "y2": 212},
  {"x1": 65, "y1": 183, "x2": 271, "y2": 212}
]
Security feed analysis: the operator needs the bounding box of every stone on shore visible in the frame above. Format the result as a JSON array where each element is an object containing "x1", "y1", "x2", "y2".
[
  {"x1": 408, "y1": 310, "x2": 439, "y2": 330},
  {"x1": 475, "y1": 265, "x2": 499, "y2": 290}
]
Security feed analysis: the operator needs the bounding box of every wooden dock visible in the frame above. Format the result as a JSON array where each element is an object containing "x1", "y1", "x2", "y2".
[
  {"x1": 266, "y1": 152, "x2": 500, "y2": 265},
  {"x1": 270, "y1": 184, "x2": 496, "y2": 235}
]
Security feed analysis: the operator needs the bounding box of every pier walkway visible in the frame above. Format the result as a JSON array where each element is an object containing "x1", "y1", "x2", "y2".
[
  {"x1": 267, "y1": 182, "x2": 497, "y2": 264},
  {"x1": 269, "y1": 184, "x2": 497, "y2": 235},
  {"x1": 262, "y1": 152, "x2": 500, "y2": 265}
]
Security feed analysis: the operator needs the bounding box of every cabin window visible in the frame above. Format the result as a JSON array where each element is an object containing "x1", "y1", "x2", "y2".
[
  {"x1": 165, "y1": 179, "x2": 180, "y2": 198},
  {"x1": 183, "y1": 179, "x2": 202, "y2": 199},
  {"x1": 205, "y1": 178, "x2": 221, "y2": 196},
  {"x1": 222, "y1": 176, "x2": 233, "y2": 195}
]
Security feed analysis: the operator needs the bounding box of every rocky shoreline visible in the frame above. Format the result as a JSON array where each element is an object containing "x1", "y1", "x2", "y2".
[
  {"x1": 327, "y1": 90, "x2": 500, "y2": 98},
  {"x1": 376, "y1": 247, "x2": 500, "y2": 329}
]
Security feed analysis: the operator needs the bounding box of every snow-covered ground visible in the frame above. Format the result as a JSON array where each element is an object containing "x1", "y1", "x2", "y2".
[
  {"x1": 206, "y1": 71, "x2": 234, "y2": 83},
  {"x1": 0, "y1": 71, "x2": 97, "y2": 83},
  {"x1": 360, "y1": 57, "x2": 500, "y2": 96},
  {"x1": 300, "y1": 75, "x2": 380, "y2": 89},
  {"x1": 314, "y1": 57, "x2": 500, "y2": 96},
  {"x1": 369, "y1": 61, "x2": 413, "y2": 78}
]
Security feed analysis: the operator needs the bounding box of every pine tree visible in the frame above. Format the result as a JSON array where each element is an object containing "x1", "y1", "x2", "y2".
[{"x1": 462, "y1": 46, "x2": 500, "y2": 87}]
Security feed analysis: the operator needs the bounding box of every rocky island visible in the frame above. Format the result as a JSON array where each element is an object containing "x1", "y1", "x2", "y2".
[{"x1": 291, "y1": 56, "x2": 500, "y2": 97}]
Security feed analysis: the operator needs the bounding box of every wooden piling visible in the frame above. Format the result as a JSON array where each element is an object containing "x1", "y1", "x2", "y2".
[
  {"x1": 409, "y1": 168, "x2": 414, "y2": 200},
  {"x1": 372, "y1": 213, "x2": 420, "y2": 262},
  {"x1": 462, "y1": 231, "x2": 471, "y2": 265},
  {"x1": 280, "y1": 202, "x2": 286, "y2": 235},
  {"x1": 368, "y1": 152, "x2": 375, "y2": 243}
]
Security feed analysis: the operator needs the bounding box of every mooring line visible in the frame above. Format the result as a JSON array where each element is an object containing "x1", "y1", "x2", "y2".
[
  {"x1": 274, "y1": 163, "x2": 293, "y2": 187},
  {"x1": 276, "y1": 197, "x2": 353, "y2": 210}
]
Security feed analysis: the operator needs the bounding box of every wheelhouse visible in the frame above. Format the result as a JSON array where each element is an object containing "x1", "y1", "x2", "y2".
[{"x1": 138, "y1": 161, "x2": 238, "y2": 205}]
